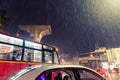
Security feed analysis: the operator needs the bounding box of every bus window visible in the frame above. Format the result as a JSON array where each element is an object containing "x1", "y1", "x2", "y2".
[
  {"x1": 44, "y1": 51, "x2": 59, "y2": 64},
  {"x1": 23, "y1": 48, "x2": 42, "y2": 62},
  {"x1": 33, "y1": 50, "x2": 42, "y2": 62},
  {"x1": 25, "y1": 40, "x2": 42, "y2": 50},
  {"x1": 44, "y1": 51, "x2": 53, "y2": 63},
  {"x1": 0, "y1": 43, "x2": 22, "y2": 61},
  {"x1": 54, "y1": 52, "x2": 59, "y2": 64}
]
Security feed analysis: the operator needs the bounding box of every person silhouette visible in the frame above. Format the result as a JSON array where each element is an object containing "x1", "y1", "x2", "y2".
[
  {"x1": 54, "y1": 73, "x2": 62, "y2": 80},
  {"x1": 63, "y1": 75, "x2": 69, "y2": 80},
  {"x1": 12, "y1": 50, "x2": 17, "y2": 60}
]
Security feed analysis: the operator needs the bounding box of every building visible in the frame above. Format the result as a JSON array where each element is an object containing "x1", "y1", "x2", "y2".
[{"x1": 78, "y1": 47, "x2": 120, "y2": 69}]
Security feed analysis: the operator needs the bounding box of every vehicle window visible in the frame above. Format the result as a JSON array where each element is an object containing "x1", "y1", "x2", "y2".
[
  {"x1": 36, "y1": 69, "x2": 74, "y2": 80},
  {"x1": 54, "y1": 51, "x2": 59, "y2": 64},
  {"x1": 23, "y1": 49, "x2": 42, "y2": 62},
  {"x1": 0, "y1": 43, "x2": 22, "y2": 61},
  {"x1": 36, "y1": 68, "x2": 105, "y2": 80},
  {"x1": 78, "y1": 68, "x2": 104, "y2": 80},
  {"x1": 44, "y1": 51, "x2": 53, "y2": 63}
]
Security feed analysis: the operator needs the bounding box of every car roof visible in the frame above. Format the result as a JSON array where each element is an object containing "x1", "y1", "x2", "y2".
[
  {"x1": 31, "y1": 64, "x2": 98, "y2": 73},
  {"x1": 33, "y1": 64, "x2": 90, "y2": 69}
]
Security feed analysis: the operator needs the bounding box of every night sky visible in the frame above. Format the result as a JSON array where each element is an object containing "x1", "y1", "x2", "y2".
[{"x1": 1, "y1": 0, "x2": 120, "y2": 55}]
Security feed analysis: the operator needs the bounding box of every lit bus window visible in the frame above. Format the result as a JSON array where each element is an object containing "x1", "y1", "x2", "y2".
[
  {"x1": 54, "y1": 52, "x2": 59, "y2": 64},
  {"x1": 33, "y1": 50, "x2": 42, "y2": 62},
  {"x1": 43, "y1": 45, "x2": 53, "y2": 50},
  {"x1": 0, "y1": 33, "x2": 23, "y2": 46},
  {"x1": 0, "y1": 43, "x2": 22, "y2": 61},
  {"x1": 25, "y1": 40, "x2": 42, "y2": 50},
  {"x1": 44, "y1": 51, "x2": 59, "y2": 64},
  {"x1": 23, "y1": 49, "x2": 42, "y2": 62},
  {"x1": 44, "y1": 51, "x2": 52, "y2": 63}
]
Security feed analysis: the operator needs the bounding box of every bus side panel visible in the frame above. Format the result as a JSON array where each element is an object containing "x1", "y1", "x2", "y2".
[{"x1": 0, "y1": 61, "x2": 37, "y2": 80}]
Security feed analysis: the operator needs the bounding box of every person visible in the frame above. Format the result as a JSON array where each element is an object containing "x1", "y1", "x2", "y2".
[
  {"x1": 27, "y1": 52, "x2": 31, "y2": 62},
  {"x1": 54, "y1": 73, "x2": 62, "y2": 80},
  {"x1": 6, "y1": 53, "x2": 10, "y2": 60},
  {"x1": 63, "y1": 75, "x2": 70, "y2": 80},
  {"x1": 12, "y1": 50, "x2": 17, "y2": 60}
]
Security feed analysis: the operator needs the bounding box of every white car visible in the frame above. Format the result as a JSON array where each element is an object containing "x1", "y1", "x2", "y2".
[{"x1": 8, "y1": 64, "x2": 106, "y2": 80}]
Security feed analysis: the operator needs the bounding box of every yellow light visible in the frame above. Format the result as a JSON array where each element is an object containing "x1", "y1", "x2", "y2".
[
  {"x1": 106, "y1": 0, "x2": 120, "y2": 8},
  {"x1": 90, "y1": 54, "x2": 93, "y2": 57},
  {"x1": 111, "y1": 0, "x2": 120, "y2": 4},
  {"x1": 55, "y1": 47, "x2": 59, "y2": 52},
  {"x1": 16, "y1": 33, "x2": 19, "y2": 36}
]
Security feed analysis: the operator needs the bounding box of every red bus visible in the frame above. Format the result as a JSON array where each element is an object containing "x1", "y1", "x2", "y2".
[{"x1": 0, "y1": 31, "x2": 60, "y2": 80}]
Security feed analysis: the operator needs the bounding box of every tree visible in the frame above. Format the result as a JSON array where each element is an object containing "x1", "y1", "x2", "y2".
[{"x1": 0, "y1": 8, "x2": 10, "y2": 30}]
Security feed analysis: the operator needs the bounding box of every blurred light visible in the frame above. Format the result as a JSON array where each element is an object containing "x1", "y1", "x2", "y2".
[
  {"x1": 107, "y1": 0, "x2": 120, "y2": 6},
  {"x1": 16, "y1": 33, "x2": 19, "y2": 36},
  {"x1": 101, "y1": 62, "x2": 109, "y2": 69},
  {"x1": 55, "y1": 47, "x2": 59, "y2": 52},
  {"x1": 90, "y1": 54, "x2": 93, "y2": 57},
  {"x1": 61, "y1": 59, "x2": 65, "y2": 62}
]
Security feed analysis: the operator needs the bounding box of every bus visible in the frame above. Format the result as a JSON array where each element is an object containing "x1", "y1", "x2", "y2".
[{"x1": 0, "y1": 31, "x2": 60, "y2": 80}]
